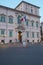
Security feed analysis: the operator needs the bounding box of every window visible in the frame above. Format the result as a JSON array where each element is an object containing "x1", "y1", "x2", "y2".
[
  {"x1": 35, "y1": 10, "x2": 37, "y2": 15},
  {"x1": 31, "y1": 21, "x2": 34, "y2": 27},
  {"x1": 0, "y1": 15, "x2": 5, "y2": 22},
  {"x1": 26, "y1": 4, "x2": 27, "y2": 11},
  {"x1": 36, "y1": 21, "x2": 38, "y2": 27},
  {"x1": 26, "y1": 19, "x2": 28, "y2": 26},
  {"x1": 35, "y1": 8, "x2": 37, "y2": 15},
  {"x1": 9, "y1": 16, "x2": 13, "y2": 24},
  {"x1": 32, "y1": 32, "x2": 34, "y2": 38},
  {"x1": 27, "y1": 31, "x2": 29, "y2": 37},
  {"x1": 9, "y1": 30, "x2": 13, "y2": 37},
  {"x1": 1, "y1": 29, "x2": 5, "y2": 35},
  {"x1": 37, "y1": 32, "x2": 39, "y2": 38},
  {"x1": 17, "y1": 15, "x2": 21, "y2": 24},
  {"x1": 31, "y1": 8, "x2": 33, "y2": 14}
]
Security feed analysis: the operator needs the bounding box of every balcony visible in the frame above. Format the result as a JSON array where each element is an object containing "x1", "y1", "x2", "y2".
[{"x1": 15, "y1": 23, "x2": 25, "y2": 31}]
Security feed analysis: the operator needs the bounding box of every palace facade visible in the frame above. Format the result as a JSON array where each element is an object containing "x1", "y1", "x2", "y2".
[{"x1": 0, "y1": 1, "x2": 41, "y2": 43}]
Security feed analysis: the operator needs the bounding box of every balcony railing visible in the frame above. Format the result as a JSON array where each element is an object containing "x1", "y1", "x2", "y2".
[{"x1": 15, "y1": 23, "x2": 25, "y2": 30}]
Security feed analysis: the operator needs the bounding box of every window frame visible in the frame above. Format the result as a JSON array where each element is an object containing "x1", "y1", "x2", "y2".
[
  {"x1": 31, "y1": 7, "x2": 33, "y2": 14},
  {"x1": 37, "y1": 32, "x2": 39, "y2": 38},
  {"x1": 0, "y1": 14, "x2": 5, "y2": 22},
  {"x1": 32, "y1": 32, "x2": 34, "y2": 38},
  {"x1": 9, "y1": 16, "x2": 13, "y2": 24},
  {"x1": 26, "y1": 31, "x2": 29, "y2": 38},
  {"x1": 1, "y1": 29, "x2": 5, "y2": 35},
  {"x1": 9, "y1": 30, "x2": 13, "y2": 37},
  {"x1": 31, "y1": 20, "x2": 34, "y2": 27},
  {"x1": 17, "y1": 15, "x2": 21, "y2": 24},
  {"x1": 26, "y1": 19, "x2": 29, "y2": 26},
  {"x1": 36, "y1": 21, "x2": 39, "y2": 28}
]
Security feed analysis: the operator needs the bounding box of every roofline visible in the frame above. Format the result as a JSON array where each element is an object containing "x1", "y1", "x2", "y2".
[
  {"x1": 15, "y1": 1, "x2": 40, "y2": 9},
  {"x1": 0, "y1": 5, "x2": 15, "y2": 11},
  {"x1": 0, "y1": 5, "x2": 41, "y2": 18}
]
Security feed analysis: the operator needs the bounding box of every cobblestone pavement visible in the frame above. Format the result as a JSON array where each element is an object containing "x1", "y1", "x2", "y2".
[{"x1": 0, "y1": 43, "x2": 43, "y2": 65}]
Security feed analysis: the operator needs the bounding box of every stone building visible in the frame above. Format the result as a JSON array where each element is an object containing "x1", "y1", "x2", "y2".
[{"x1": 0, "y1": 1, "x2": 41, "y2": 43}]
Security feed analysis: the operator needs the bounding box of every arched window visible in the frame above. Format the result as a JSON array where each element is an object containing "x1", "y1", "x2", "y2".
[{"x1": 9, "y1": 16, "x2": 13, "y2": 24}]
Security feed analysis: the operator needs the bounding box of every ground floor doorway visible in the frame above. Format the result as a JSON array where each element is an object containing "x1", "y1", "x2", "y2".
[{"x1": 18, "y1": 31, "x2": 22, "y2": 42}]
